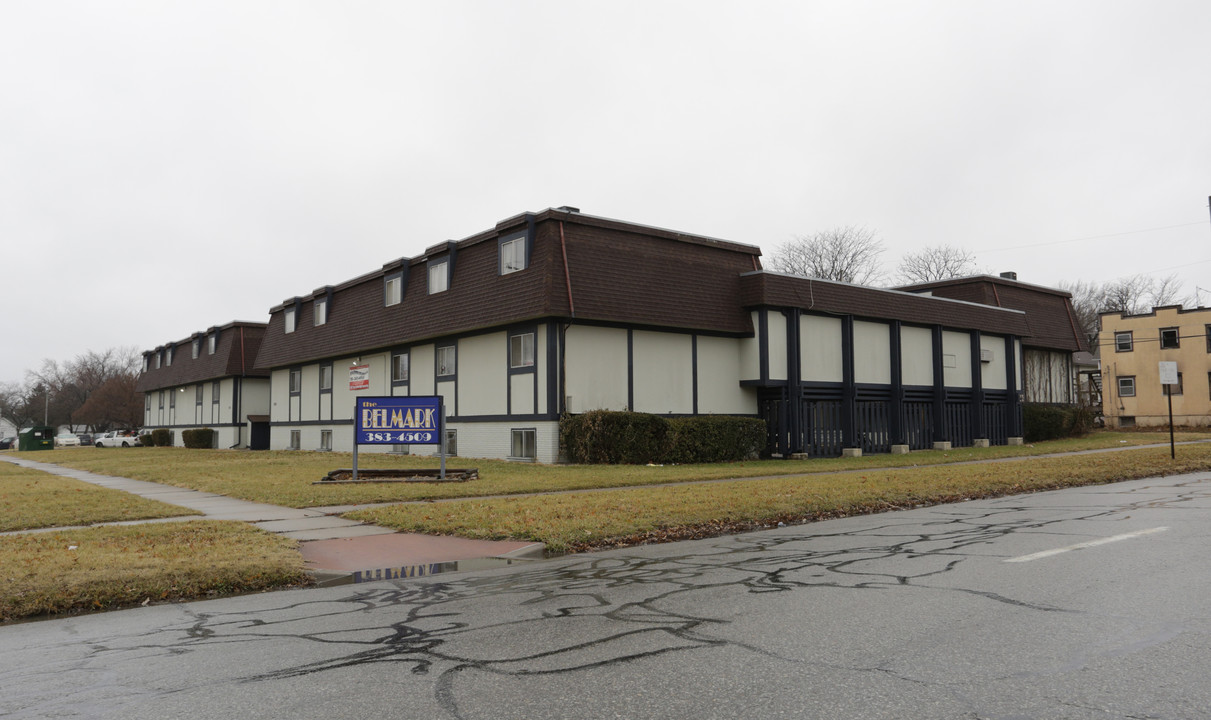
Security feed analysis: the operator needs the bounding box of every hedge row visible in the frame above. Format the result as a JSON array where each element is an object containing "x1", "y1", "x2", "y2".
[
  {"x1": 560, "y1": 411, "x2": 766, "y2": 464},
  {"x1": 1023, "y1": 403, "x2": 1096, "y2": 442},
  {"x1": 182, "y1": 428, "x2": 216, "y2": 449}
]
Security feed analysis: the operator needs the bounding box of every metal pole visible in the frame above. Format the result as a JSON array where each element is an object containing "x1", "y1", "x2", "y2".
[
  {"x1": 439, "y1": 402, "x2": 447, "y2": 480},
  {"x1": 352, "y1": 401, "x2": 360, "y2": 481},
  {"x1": 1168, "y1": 389, "x2": 1175, "y2": 460}
]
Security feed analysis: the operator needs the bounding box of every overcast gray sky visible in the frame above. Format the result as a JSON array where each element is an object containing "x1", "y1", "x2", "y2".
[{"x1": 2, "y1": 1, "x2": 1209, "y2": 383}]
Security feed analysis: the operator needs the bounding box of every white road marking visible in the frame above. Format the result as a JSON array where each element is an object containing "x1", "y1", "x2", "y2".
[{"x1": 1004, "y1": 527, "x2": 1169, "y2": 563}]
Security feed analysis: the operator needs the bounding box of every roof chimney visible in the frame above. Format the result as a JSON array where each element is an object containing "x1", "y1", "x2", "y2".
[
  {"x1": 555, "y1": 206, "x2": 580, "y2": 214},
  {"x1": 999, "y1": 271, "x2": 1018, "y2": 281}
]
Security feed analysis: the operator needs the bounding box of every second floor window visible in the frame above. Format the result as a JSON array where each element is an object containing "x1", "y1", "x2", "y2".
[
  {"x1": 437, "y1": 346, "x2": 456, "y2": 376},
  {"x1": 500, "y1": 236, "x2": 526, "y2": 274},
  {"x1": 285, "y1": 307, "x2": 296, "y2": 334},
  {"x1": 1115, "y1": 332, "x2": 1132, "y2": 352},
  {"x1": 314, "y1": 298, "x2": 328, "y2": 326},
  {"x1": 319, "y1": 365, "x2": 332, "y2": 391},
  {"x1": 429, "y1": 261, "x2": 449, "y2": 294},
  {"x1": 1160, "y1": 327, "x2": 1180, "y2": 349}
]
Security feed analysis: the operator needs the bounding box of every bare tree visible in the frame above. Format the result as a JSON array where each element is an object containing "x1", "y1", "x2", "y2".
[
  {"x1": 896, "y1": 245, "x2": 979, "y2": 284},
  {"x1": 0, "y1": 381, "x2": 43, "y2": 429},
  {"x1": 23, "y1": 346, "x2": 142, "y2": 430},
  {"x1": 1060, "y1": 274, "x2": 1195, "y2": 349},
  {"x1": 73, "y1": 375, "x2": 143, "y2": 432},
  {"x1": 768, "y1": 226, "x2": 886, "y2": 285}
]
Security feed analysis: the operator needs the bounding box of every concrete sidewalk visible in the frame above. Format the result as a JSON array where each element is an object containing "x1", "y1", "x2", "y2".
[{"x1": 0, "y1": 455, "x2": 544, "y2": 585}]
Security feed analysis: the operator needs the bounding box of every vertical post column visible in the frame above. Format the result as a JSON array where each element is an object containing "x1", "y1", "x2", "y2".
[
  {"x1": 1005, "y1": 335, "x2": 1023, "y2": 443},
  {"x1": 889, "y1": 321, "x2": 908, "y2": 453},
  {"x1": 841, "y1": 315, "x2": 859, "y2": 455},
  {"x1": 970, "y1": 331, "x2": 988, "y2": 447},
  {"x1": 931, "y1": 325, "x2": 949, "y2": 450}
]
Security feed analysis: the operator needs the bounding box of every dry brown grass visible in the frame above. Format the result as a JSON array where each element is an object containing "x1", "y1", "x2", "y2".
[
  {"x1": 0, "y1": 461, "x2": 195, "y2": 532},
  {"x1": 348, "y1": 442, "x2": 1211, "y2": 553},
  {"x1": 0, "y1": 521, "x2": 307, "y2": 623}
]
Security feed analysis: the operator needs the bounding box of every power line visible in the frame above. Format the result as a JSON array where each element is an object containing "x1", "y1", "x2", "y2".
[{"x1": 981, "y1": 221, "x2": 1207, "y2": 254}]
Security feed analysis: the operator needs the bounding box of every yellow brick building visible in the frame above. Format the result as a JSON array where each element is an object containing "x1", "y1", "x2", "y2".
[{"x1": 1099, "y1": 305, "x2": 1211, "y2": 428}]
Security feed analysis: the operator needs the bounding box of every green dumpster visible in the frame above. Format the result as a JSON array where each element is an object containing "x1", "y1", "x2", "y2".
[{"x1": 18, "y1": 426, "x2": 56, "y2": 451}]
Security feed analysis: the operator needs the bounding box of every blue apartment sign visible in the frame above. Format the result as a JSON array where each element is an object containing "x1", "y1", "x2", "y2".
[{"x1": 355, "y1": 396, "x2": 442, "y2": 445}]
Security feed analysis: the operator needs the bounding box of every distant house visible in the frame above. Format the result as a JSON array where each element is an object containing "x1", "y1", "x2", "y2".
[
  {"x1": 896, "y1": 273, "x2": 1089, "y2": 404},
  {"x1": 1099, "y1": 305, "x2": 1211, "y2": 428},
  {"x1": 252, "y1": 207, "x2": 1032, "y2": 461},
  {"x1": 136, "y1": 322, "x2": 271, "y2": 448}
]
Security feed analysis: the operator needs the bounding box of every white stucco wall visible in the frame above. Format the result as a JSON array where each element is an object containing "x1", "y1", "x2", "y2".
[
  {"x1": 458, "y1": 332, "x2": 508, "y2": 416},
  {"x1": 942, "y1": 330, "x2": 972, "y2": 388},
  {"x1": 900, "y1": 325, "x2": 934, "y2": 386},
  {"x1": 632, "y1": 330, "x2": 693, "y2": 414},
  {"x1": 698, "y1": 335, "x2": 756, "y2": 414},
  {"x1": 980, "y1": 334, "x2": 1008, "y2": 390},
  {"x1": 564, "y1": 325, "x2": 628, "y2": 413},
  {"x1": 801, "y1": 314, "x2": 843, "y2": 383},
  {"x1": 739, "y1": 311, "x2": 761, "y2": 382},
  {"x1": 853, "y1": 320, "x2": 891, "y2": 385},
  {"x1": 767, "y1": 311, "x2": 788, "y2": 381}
]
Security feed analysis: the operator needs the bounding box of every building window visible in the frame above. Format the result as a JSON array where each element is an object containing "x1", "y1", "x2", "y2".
[
  {"x1": 1117, "y1": 376, "x2": 1136, "y2": 397},
  {"x1": 212, "y1": 380, "x2": 220, "y2": 404},
  {"x1": 392, "y1": 352, "x2": 409, "y2": 383},
  {"x1": 158, "y1": 391, "x2": 164, "y2": 409},
  {"x1": 1160, "y1": 327, "x2": 1180, "y2": 349},
  {"x1": 289, "y1": 430, "x2": 300, "y2": 450},
  {"x1": 143, "y1": 356, "x2": 150, "y2": 372},
  {"x1": 192, "y1": 339, "x2": 201, "y2": 359},
  {"x1": 384, "y1": 273, "x2": 402, "y2": 306},
  {"x1": 208, "y1": 332, "x2": 218, "y2": 355},
  {"x1": 437, "y1": 345, "x2": 456, "y2": 376},
  {"x1": 285, "y1": 307, "x2": 296, "y2": 334},
  {"x1": 1120, "y1": 416, "x2": 1136, "y2": 428},
  {"x1": 289, "y1": 368, "x2": 302, "y2": 394},
  {"x1": 510, "y1": 428, "x2": 536, "y2": 460},
  {"x1": 166, "y1": 347, "x2": 174, "y2": 366},
  {"x1": 320, "y1": 430, "x2": 332, "y2": 451},
  {"x1": 445, "y1": 429, "x2": 457, "y2": 456},
  {"x1": 145, "y1": 395, "x2": 151, "y2": 412},
  {"x1": 1163, "y1": 372, "x2": 1183, "y2": 396},
  {"x1": 391, "y1": 444, "x2": 410, "y2": 455},
  {"x1": 314, "y1": 298, "x2": 328, "y2": 326},
  {"x1": 510, "y1": 332, "x2": 535, "y2": 368},
  {"x1": 170, "y1": 390, "x2": 176, "y2": 409},
  {"x1": 156, "y1": 351, "x2": 162, "y2": 369},
  {"x1": 319, "y1": 364, "x2": 333, "y2": 392},
  {"x1": 195, "y1": 385, "x2": 203, "y2": 405},
  {"x1": 429, "y1": 261, "x2": 449, "y2": 294},
  {"x1": 1114, "y1": 332, "x2": 1133, "y2": 352},
  {"x1": 500, "y1": 236, "x2": 526, "y2": 274}
]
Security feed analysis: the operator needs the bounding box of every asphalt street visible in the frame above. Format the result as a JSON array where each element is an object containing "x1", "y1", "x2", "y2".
[{"x1": 4, "y1": 471, "x2": 1211, "y2": 719}]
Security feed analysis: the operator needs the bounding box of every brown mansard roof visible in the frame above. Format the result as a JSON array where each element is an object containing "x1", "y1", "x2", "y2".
[
  {"x1": 136, "y1": 322, "x2": 268, "y2": 393},
  {"x1": 253, "y1": 208, "x2": 762, "y2": 369},
  {"x1": 895, "y1": 275, "x2": 1088, "y2": 353},
  {"x1": 740, "y1": 272, "x2": 1030, "y2": 336}
]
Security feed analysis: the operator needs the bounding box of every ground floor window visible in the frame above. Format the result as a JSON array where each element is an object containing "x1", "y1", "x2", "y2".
[
  {"x1": 511, "y1": 428, "x2": 536, "y2": 459},
  {"x1": 391, "y1": 444, "x2": 410, "y2": 454},
  {"x1": 445, "y1": 429, "x2": 457, "y2": 456},
  {"x1": 320, "y1": 430, "x2": 332, "y2": 451},
  {"x1": 289, "y1": 430, "x2": 300, "y2": 450}
]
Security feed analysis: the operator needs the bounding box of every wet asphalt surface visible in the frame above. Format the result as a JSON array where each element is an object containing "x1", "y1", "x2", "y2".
[{"x1": 3, "y1": 471, "x2": 1211, "y2": 719}]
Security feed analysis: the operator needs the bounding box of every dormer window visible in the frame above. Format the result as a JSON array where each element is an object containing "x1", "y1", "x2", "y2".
[
  {"x1": 385, "y1": 273, "x2": 403, "y2": 306},
  {"x1": 155, "y1": 352, "x2": 162, "y2": 369},
  {"x1": 165, "y1": 347, "x2": 174, "y2": 366},
  {"x1": 314, "y1": 297, "x2": 328, "y2": 326},
  {"x1": 429, "y1": 260, "x2": 449, "y2": 294},
  {"x1": 500, "y1": 235, "x2": 527, "y2": 274},
  {"x1": 192, "y1": 339, "x2": 201, "y2": 359},
  {"x1": 208, "y1": 332, "x2": 217, "y2": 355},
  {"x1": 284, "y1": 307, "x2": 296, "y2": 333}
]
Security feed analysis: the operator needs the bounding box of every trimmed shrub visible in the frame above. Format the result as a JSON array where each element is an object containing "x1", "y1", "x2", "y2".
[
  {"x1": 664, "y1": 416, "x2": 766, "y2": 463},
  {"x1": 561, "y1": 411, "x2": 767, "y2": 464},
  {"x1": 151, "y1": 429, "x2": 172, "y2": 447},
  {"x1": 138, "y1": 434, "x2": 153, "y2": 448},
  {"x1": 182, "y1": 428, "x2": 216, "y2": 449},
  {"x1": 1023, "y1": 403, "x2": 1093, "y2": 442},
  {"x1": 562, "y1": 410, "x2": 668, "y2": 464}
]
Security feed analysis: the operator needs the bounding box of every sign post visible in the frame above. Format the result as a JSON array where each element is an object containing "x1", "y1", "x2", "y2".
[
  {"x1": 352, "y1": 396, "x2": 446, "y2": 480},
  {"x1": 1159, "y1": 361, "x2": 1178, "y2": 459}
]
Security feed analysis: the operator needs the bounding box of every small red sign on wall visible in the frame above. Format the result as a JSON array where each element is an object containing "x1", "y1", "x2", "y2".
[{"x1": 349, "y1": 364, "x2": 370, "y2": 391}]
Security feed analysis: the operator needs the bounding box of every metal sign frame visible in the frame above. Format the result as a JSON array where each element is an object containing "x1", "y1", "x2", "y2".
[{"x1": 352, "y1": 396, "x2": 446, "y2": 480}]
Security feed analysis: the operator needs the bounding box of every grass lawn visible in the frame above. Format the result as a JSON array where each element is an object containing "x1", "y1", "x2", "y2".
[
  {"x1": 347, "y1": 442, "x2": 1211, "y2": 553},
  {"x1": 1, "y1": 521, "x2": 307, "y2": 623},
  {"x1": 0, "y1": 460, "x2": 196, "y2": 532},
  {"x1": 19, "y1": 429, "x2": 1211, "y2": 508}
]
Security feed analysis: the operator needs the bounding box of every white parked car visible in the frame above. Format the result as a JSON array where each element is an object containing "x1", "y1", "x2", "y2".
[
  {"x1": 54, "y1": 433, "x2": 81, "y2": 447},
  {"x1": 94, "y1": 431, "x2": 140, "y2": 448}
]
